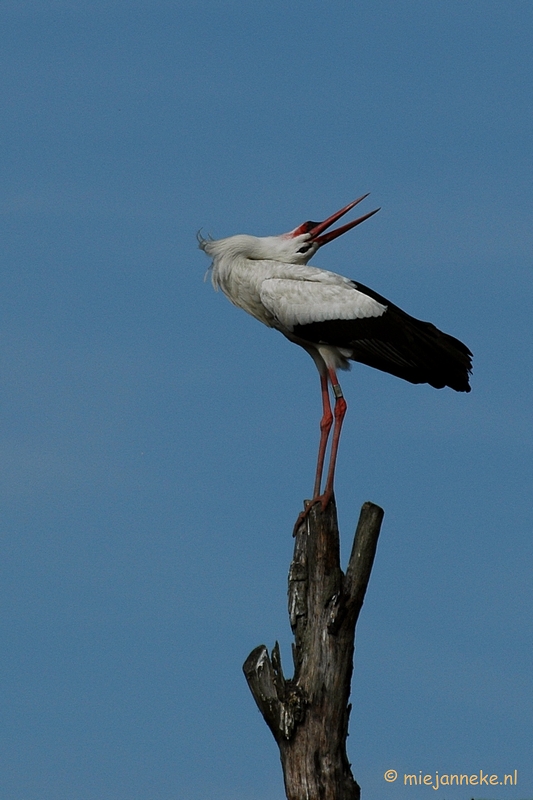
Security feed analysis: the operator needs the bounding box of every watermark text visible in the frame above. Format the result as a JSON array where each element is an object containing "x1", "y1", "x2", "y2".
[{"x1": 384, "y1": 769, "x2": 518, "y2": 790}]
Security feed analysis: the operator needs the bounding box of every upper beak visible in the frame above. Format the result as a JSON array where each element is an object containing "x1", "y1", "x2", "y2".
[{"x1": 291, "y1": 194, "x2": 380, "y2": 246}]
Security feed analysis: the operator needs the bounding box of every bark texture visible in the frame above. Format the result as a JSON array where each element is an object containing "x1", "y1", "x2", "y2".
[{"x1": 243, "y1": 498, "x2": 383, "y2": 800}]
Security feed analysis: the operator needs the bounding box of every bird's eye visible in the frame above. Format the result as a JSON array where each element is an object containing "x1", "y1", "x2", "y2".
[{"x1": 297, "y1": 244, "x2": 311, "y2": 254}]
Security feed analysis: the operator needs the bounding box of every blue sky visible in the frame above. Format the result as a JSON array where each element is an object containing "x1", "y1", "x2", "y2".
[{"x1": 0, "y1": 2, "x2": 531, "y2": 799}]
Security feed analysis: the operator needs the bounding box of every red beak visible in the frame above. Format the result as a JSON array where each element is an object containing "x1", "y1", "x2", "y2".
[{"x1": 291, "y1": 194, "x2": 380, "y2": 246}]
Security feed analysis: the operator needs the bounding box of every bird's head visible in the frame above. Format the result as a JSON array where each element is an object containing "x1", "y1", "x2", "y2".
[
  {"x1": 198, "y1": 195, "x2": 380, "y2": 265},
  {"x1": 280, "y1": 194, "x2": 380, "y2": 264}
]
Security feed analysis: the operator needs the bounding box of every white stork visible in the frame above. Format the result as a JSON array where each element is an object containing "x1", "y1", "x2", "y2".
[{"x1": 199, "y1": 195, "x2": 472, "y2": 515}]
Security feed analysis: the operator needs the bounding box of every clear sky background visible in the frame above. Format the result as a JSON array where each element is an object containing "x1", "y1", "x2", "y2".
[{"x1": 1, "y1": 2, "x2": 531, "y2": 799}]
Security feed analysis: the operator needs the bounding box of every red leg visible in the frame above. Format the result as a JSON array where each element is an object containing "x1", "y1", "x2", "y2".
[
  {"x1": 313, "y1": 371, "x2": 333, "y2": 498},
  {"x1": 293, "y1": 365, "x2": 346, "y2": 534},
  {"x1": 319, "y1": 366, "x2": 347, "y2": 509}
]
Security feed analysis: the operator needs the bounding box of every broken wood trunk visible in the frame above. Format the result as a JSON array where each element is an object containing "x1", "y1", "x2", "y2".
[{"x1": 243, "y1": 498, "x2": 383, "y2": 800}]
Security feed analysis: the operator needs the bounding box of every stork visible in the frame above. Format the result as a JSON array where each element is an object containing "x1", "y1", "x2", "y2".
[{"x1": 199, "y1": 195, "x2": 472, "y2": 517}]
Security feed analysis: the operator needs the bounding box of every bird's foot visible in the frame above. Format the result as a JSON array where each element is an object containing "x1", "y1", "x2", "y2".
[
  {"x1": 292, "y1": 490, "x2": 333, "y2": 536},
  {"x1": 293, "y1": 501, "x2": 317, "y2": 536}
]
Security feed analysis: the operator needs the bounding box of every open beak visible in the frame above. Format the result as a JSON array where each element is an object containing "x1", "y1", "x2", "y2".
[{"x1": 291, "y1": 194, "x2": 380, "y2": 246}]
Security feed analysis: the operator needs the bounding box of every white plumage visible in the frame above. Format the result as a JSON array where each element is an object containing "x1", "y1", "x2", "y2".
[
  {"x1": 260, "y1": 278, "x2": 387, "y2": 328},
  {"x1": 200, "y1": 196, "x2": 472, "y2": 517}
]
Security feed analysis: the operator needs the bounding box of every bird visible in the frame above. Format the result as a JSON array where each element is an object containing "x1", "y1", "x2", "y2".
[{"x1": 199, "y1": 195, "x2": 472, "y2": 518}]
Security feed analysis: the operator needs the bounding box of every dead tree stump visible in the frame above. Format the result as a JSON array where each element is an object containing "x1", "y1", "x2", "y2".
[{"x1": 243, "y1": 498, "x2": 383, "y2": 800}]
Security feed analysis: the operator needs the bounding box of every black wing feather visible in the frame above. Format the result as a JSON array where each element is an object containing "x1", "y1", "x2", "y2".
[{"x1": 292, "y1": 281, "x2": 472, "y2": 392}]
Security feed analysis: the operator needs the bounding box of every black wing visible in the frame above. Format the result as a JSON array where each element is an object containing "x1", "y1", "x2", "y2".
[{"x1": 292, "y1": 281, "x2": 472, "y2": 392}]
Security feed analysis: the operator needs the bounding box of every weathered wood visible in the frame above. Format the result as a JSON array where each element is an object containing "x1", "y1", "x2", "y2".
[{"x1": 243, "y1": 498, "x2": 383, "y2": 800}]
